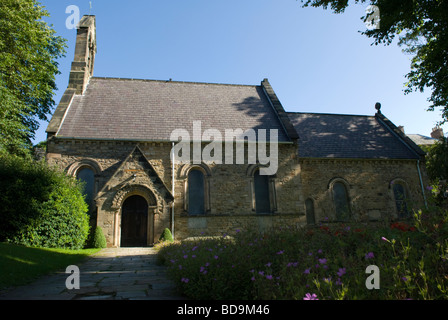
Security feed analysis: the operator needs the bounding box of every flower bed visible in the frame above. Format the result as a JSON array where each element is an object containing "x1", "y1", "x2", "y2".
[{"x1": 156, "y1": 209, "x2": 448, "y2": 300}]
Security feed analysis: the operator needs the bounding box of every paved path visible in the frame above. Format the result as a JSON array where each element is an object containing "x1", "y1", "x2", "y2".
[{"x1": 0, "y1": 247, "x2": 185, "y2": 300}]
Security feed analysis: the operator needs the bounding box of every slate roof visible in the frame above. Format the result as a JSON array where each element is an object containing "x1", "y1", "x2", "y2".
[
  {"x1": 51, "y1": 77, "x2": 425, "y2": 160},
  {"x1": 407, "y1": 134, "x2": 437, "y2": 146},
  {"x1": 287, "y1": 112, "x2": 424, "y2": 159},
  {"x1": 55, "y1": 77, "x2": 291, "y2": 142}
]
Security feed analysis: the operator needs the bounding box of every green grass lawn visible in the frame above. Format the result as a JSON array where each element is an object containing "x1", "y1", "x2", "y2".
[{"x1": 0, "y1": 242, "x2": 101, "y2": 290}]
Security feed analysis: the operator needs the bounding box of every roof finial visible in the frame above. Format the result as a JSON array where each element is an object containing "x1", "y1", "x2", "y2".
[{"x1": 375, "y1": 102, "x2": 381, "y2": 113}]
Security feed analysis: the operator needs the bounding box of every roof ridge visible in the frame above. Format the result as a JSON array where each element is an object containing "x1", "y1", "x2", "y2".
[
  {"x1": 375, "y1": 112, "x2": 426, "y2": 157},
  {"x1": 90, "y1": 76, "x2": 258, "y2": 88},
  {"x1": 407, "y1": 133, "x2": 435, "y2": 138},
  {"x1": 287, "y1": 111, "x2": 375, "y2": 118}
]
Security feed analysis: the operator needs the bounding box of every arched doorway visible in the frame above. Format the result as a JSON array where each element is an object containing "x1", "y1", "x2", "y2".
[{"x1": 121, "y1": 195, "x2": 148, "y2": 247}]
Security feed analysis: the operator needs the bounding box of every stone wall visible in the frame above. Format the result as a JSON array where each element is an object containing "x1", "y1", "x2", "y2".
[
  {"x1": 47, "y1": 139, "x2": 174, "y2": 246},
  {"x1": 299, "y1": 158, "x2": 429, "y2": 223},
  {"x1": 46, "y1": 138, "x2": 304, "y2": 245},
  {"x1": 171, "y1": 141, "x2": 304, "y2": 239},
  {"x1": 174, "y1": 214, "x2": 307, "y2": 240},
  {"x1": 47, "y1": 137, "x2": 429, "y2": 246}
]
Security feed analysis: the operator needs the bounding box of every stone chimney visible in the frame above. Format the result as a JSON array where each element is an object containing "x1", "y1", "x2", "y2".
[
  {"x1": 68, "y1": 15, "x2": 96, "y2": 95},
  {"x1": 431, "y1": 126, "x2": 444, "y2": 139}
]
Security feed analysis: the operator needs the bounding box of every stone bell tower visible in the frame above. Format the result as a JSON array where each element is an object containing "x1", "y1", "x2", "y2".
[
  {"x1": 46, "y1": 15, "x2": 96, "y2": 138},
  {"x1": 68, "y1": 15, "x2": 97, "y2": 95}
]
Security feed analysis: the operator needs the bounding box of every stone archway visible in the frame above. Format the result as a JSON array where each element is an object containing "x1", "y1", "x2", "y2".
[{"x1": 111, "y1": 184, "x2": 158, "y2": 247}]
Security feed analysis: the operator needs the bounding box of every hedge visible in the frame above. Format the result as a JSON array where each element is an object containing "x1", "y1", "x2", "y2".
[{"x1": 0, "y1": 155, "x2": 90, "y2": 249}]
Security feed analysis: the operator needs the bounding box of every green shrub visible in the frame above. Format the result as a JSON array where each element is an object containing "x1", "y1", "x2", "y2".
[
  {"x1": 90, "y1": 226, "x2": 107, "y2": 248},
  {"x1": 0, "y1": 154, "x2": 90, "y2": 249},
  {"x1": 159, "y1": 228, "x2": 174, "y2": 242}
]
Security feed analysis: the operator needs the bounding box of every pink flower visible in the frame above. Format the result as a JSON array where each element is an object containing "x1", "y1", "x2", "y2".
[
  {"x1": 303, "y1": 293, "x2": 318, "y2": 300},
  {"x1": 318, "y1": 258, "x2": 327, "y2": 264},
  {"x1": 365, "y1": 252, "x2": 375, "y2": 260},
  {"x1": 337, "y1": 268, "x2": 346, "y2": 277}
]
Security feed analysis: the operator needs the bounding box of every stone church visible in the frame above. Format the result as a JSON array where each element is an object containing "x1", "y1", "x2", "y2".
[{"x1": 46, "y1": 16, "x2": 429, "y2": 247}]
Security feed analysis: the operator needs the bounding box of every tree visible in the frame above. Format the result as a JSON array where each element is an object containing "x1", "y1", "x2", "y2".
[
  {"x1": 300, "y1": 0, "x2": 448, "y2": 123},
  {"x1": 423, "y1": 136, "x2": 448, "y2": 182},
  {"x1": 0, "y1": 0, "x2": 66, "y2": 156},
  {"x1": 422, "y1": 137, "x2": 448, "y2": 207}
]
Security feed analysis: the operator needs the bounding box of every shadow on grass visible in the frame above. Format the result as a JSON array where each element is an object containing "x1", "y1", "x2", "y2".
[{"x1": 0, "y1": 242, "x2": 100, "y2": 290}]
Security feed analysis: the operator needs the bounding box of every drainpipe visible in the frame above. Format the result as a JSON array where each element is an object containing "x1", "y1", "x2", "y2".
[
  {"x1": 171, "y1": 142, "x2": 175, "y2": 239},
  {"x1": 417, "y1": 159, "x2": 428, "y2": 209}
]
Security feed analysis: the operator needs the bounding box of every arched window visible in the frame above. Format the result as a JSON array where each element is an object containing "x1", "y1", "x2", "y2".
[
  {"x1": 188, "y1": 169, "x2": 205, "y2": 215},
  {"x1": 393, "y1": 182, "x2": 409, "y2": 218},
  {"x1": 332, "y1": 181, "x2": 351, "y2": 221},
  {"x1": 305, "y1": 198, "x2": 316, "y2": 225},
  {"x1": 180, "y1": 163, "x2": 211, "y2": 215},
  {"x1": 254, "y1": 169, "x2": 271, "y2": 214},
  {"x1": 247, "y1": 165, "x2": 276, "y2": 214},
  {"x1": 77, "y1": 167, "x2": 95, "y2": 212}
]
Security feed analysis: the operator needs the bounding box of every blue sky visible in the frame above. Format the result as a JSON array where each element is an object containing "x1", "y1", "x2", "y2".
[{"x1": 33, "y1": 0, "x2": 446, "y2": 144}]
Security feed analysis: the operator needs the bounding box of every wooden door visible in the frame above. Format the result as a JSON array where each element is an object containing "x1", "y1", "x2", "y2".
[{"x1": 121, "y1": 195, "x2": 148, "y2": 247}]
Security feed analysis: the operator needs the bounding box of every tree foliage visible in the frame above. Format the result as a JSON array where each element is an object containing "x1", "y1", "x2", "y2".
[
  {"x1": 420, "y1": 137, "x2": 448, "y2": 207},
  {"x1": 423, "y1": 137, "x2": 448, "y2": 182},
  {"x1": 300, "y1": 0, "x2": 448, "y2": 123},
  {"x1": 0, "y1": 154, "x2": 90, "y2": 250},
  {"x1": 0, "y1": 0, "x2": 66, "y2": 156}
]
